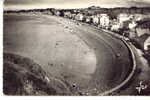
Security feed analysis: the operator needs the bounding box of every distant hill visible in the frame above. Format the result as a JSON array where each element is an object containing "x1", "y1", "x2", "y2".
[
  {"x1": 4, "y1": 6, "x2": 150, "y2": 15},
  {"x1": 85, "y1": 6, "x2": 150, "y2": 14}
]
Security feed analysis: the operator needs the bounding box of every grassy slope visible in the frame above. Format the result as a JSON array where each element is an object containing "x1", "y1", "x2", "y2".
[{"x1": 3, "y1": 52, "x2": 71, "y2": 95}]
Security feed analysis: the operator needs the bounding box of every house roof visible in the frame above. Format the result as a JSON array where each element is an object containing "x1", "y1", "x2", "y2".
[{"x1": 145, "y1": 37, "x2": 150, "y2": 44}]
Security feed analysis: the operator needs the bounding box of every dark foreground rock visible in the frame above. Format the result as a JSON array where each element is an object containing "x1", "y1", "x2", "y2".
[{"x1": 3, "y1": 53, "x2": 70, "y2": 95}]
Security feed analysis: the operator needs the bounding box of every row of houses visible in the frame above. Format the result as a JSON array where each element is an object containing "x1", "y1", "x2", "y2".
[
  {"x1": 52, "y1": 10, "x2": 150, "y2": 51},
  {"x1": 59, "y1": 11, "x2": 150, "y2": 36},
  {"x1": 61, "y1": 11, "x2": 110, "y2": 29}
]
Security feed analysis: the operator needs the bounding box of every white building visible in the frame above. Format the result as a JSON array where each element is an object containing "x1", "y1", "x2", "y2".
[
  {"x1": 75, "y1": 13, "x2": 84, "y2": 21},
  {"x1": 111, "y1": 23, "x2": 121, "y2": 32},
  {"x1": 99, "y1": 14, "x2": 110, "y2": 29},
  {"x1": 64, "y1": 11, "x2": 72, "y2": 18},
  {"x1": 132, "y1": 14, "x2": 143, "y2": 21},
  {"x1": 144, "y1": 37, "x2": 150, "y2": 51},
  {"x1": 92, "y1": 15, "x2": 99, "y2": 25},
  {"x1": 129, "y1": 21, "x2": 137, "y2": 30},
  {"x1": 85, "y1": 16, "x2": 92, "y2": 23},
  {"x1": 117, "y1": 13, "x2": 131, "y2": 23},
  {"x1": 55, "y1": 11, "x2": 61, "y2": 16},
  {"x1": 71, "y1": 14, "x2": 76, "y2": 19},
  {"x1": 133, "y1": 14, "x2": 150, "y2": 21}
]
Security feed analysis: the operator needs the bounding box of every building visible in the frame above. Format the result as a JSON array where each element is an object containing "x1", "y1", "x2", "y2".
[
  {"x1": 136, "y1": 20, "x2": 150, "y2": 37},
  {"x1": 64, "y1": 11, "x2": 72, "y2": 18},
  {"x1": 129, "y1": 21, "x2": 137, "y2": 30},
  {"x1": 144, "y1": 37, "x2": 150, "y2": 51},
  {"x1": 54, "y1": 10, "x2": 61, "y2": 16},
  {"x1": 99, "y1": 14, "x2": 110, "y2": 29},
  {"x1": 132, "y1": 14, "x2": 150, "y2": 21},
  {"x1": 117, "y1": 13, "x2": 131, "y2": 23},
  {"x1": 92, "y1": 15, "x2": 99, "y2": 25},
  {"x1": 134, "y1": 20, "x2": 150, "y2": 51},
  {"x1": 75, "y1": 13, "x2": 84, "y2": 21},
  {"x1": 111, "y1": 23, "x2": 121, "y2": 32},
  {"x1": 132, "y1": 14, "x2": 144, "y2": 21},
  {"x1": 71, "y1": 14, "x2": 76, "y2": 19},
  {"x1": 85, "y1": 16, "x2": 92, "y2": 24}
]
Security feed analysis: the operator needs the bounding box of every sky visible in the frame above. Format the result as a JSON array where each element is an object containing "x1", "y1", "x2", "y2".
[{"x1": 3, "y1": 0, "x2": 150, "y2": 10}]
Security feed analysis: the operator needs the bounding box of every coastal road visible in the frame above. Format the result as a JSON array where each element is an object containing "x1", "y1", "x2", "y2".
[{"x1": 4, "y1": 14, "x2": 132, "y2": 95}]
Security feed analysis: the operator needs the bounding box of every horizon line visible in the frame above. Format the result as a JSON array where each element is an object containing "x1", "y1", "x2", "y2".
[{"x1": 3, "y1": 5, "x2": 150, "y2": 11}]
